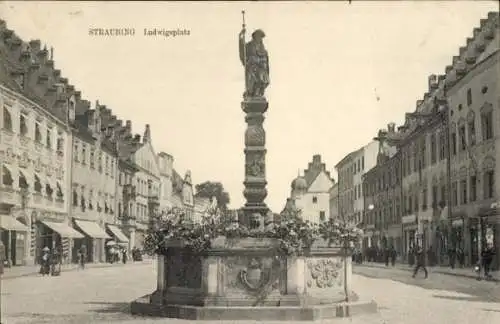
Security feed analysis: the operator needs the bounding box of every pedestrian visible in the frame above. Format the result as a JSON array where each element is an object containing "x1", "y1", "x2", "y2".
[
  {"x1": 122, "y1": 248, "x2": 128, "y2": 264},
  {"x1": 480, "y1": 242, "x2": 496, "y2": 280},
  {"x1": 384, "y1": 246, "x2": 390, "y2": 267},
  {"x1": 390, "y1": 246, "x2": 397, "y2": 267},
  {"x1": 78, "y1": 244, "x2": 87, "y2": 269},
  {"x1": 412, "y1": 246, "x2": 428, "y2": 279},
  {"x1": 39, "y1": 247, "x2": 51, "y2": 276},
  {"x1": 448, "y1": 247, "x2": 456, "y2": 269}
]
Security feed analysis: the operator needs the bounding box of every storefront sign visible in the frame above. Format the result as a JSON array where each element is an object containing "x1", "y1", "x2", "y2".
[
  {"x1": 402, "y1": 215, "x2": 416, "y2": 224},
  {"x1": 452, "y1": 218, "x2": 464, "y2": 226}
]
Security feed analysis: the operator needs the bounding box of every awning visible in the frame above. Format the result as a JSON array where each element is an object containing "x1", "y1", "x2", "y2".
[
  {"x1": 106, "y1": 224, "x2": 129, "y2": 242},
  {"x1": 0, "y1": 215, "x2": 29, "y2": 231},
  {"x1": 74, "y1": 219, "x2": 111, "y2": 239},
  {"x1": 41, "y1": 220, "x2": 84, "y2": 239}
]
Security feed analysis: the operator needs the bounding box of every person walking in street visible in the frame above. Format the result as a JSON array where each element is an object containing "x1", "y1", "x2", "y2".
[
  {"x1": 390, "y1": 245, "x2": 397, "y2": 267},
  {"x1": 122, "y1": 248, "x2": 128, "y2": 264},
  {"x1": 448, "y1": 247, "x2": 456, "y2": 269},
  {"x1": 78, "y1": 244, "x2": 87, "y2": 270},
  {"x1": 412, "y1": 246, "x2": 428, "y2": 279},
  {"x1": 39, "y1": 247, "x2": 51, "y2": 276},
  {"x1": 480, "y1": 242, "x2": 496, "y2": 280}
]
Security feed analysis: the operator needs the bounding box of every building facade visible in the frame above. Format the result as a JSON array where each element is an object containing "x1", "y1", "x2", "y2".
[
  {"x1": 1, "y1": 30, "x2": 77, "y2": 266},
  {"x1": 362, "y1": 125, "x2": 402, "y2": 254},
  {"x1": 70, "y1": 100, "x2": 119, "y2": 263},
  {"x1": 157, "y1": 152, "x2": 174, "y2": 213},
  {"x1": 329, "y1": 182, "x2": 339, "y2": 220},
  {"x1": 445, "y1": 12, "x2": 499, "y2": 268},
  {"x1": 283, "y1": 155, "x2": 335, "y2": 224},
  {"x1": 336, "y1": 141, "x2": 378, "y2": 226}
]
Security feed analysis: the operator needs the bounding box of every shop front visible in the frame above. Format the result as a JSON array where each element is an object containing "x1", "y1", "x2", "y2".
[
  {"x1": 387, "y1": 225, "x2": 403, "y2": 255},
  {"x1": 478, "y1": 205, "x2": 500, "y2": 271},
  {"x1": 106, "y1": 224, "x2": 130, "y2": 261},
  {"x1": 402, "y1": 214, "x2": 417, "y2": 262},
  {"x1": 73, "y1": 219, "x2": 111, "y2": 263},
  {"x1": 36, "y1": 219, "x2": 84, "y2": 264},
  {"x1": 0, "y1": 214, "x2": 29, "y2": 266}
]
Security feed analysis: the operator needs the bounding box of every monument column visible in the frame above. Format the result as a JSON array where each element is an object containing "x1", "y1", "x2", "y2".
[
  {"x1": 241, "y1": 98, "x2": 269, "y2": 226},
  {"x1": 239, "y1": 12, "x2": 270, "y2": 227}
]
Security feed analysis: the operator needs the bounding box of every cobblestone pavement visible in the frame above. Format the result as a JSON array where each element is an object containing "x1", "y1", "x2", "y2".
[
  {"x1": 2, "y1": 260, "x2": 500, "y2": 323},
  {"x1": 354, "y1": 264, "x2": 500, "y2": 302}
]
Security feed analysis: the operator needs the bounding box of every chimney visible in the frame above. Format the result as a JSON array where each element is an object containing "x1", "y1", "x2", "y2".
[
  {"x1": 387, "y1": 122, "x2": 395, "y2": 133},
  {"x1": 428, "y1": 74, "x2": 438, "y2": 90},
  {"x1": 143, "y1": 124, "x2": 151, "y2": 143},
  {"x1": 28, "y1": 39, "x2": 41, "y2": 53},
  {"x1": 416, "y1": 99, "x2": 424, "y2": 108},
  {"x1": 125, "y1": 120, "x2": 132, "y2": 134},
  {"x1": 313, "y1": 154, "x2": 321, "y2": 164},
  {"x1": 134, "y1": 134, "x2": 141, "y2": 143}
]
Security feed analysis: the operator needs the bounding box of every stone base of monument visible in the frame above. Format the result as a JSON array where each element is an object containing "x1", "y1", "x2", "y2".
[{"x1": 130, "y1": 237, "x2": 378, "y2": 321}]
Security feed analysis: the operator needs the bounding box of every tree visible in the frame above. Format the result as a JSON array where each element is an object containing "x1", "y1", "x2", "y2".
[{"x1": 194, "y1": 181, "x2": 230, "y2": 211}]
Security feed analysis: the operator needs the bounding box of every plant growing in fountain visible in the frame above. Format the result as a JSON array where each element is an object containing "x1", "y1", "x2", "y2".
[{"x1": 144, "y1": 206, "x2": 363, "y2": 257}]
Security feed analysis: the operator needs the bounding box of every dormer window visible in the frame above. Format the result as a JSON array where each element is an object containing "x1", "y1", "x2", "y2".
[{"x1": 312, "y1": 196, "x2": 318, "y2": 204}]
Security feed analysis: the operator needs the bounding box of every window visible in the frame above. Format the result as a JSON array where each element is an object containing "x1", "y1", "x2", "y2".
[
  {"x1": 439, "y1": 131, "x2": 446, "y2": 160},
  {"x1": 481, "y1": 109, "x2": 493, "y2": 140},
  {"x1": 430, "y1": 134, "x2": 437, "y2": 164},
  {"x1": 354, "y1": 186, "x2": 357, "y2": 199},
  {"x1": 98, "y1": 153, "x2": 103, "y2": 172},
  {"x1": 420, "y1": 137, "x2": 426, "y2": 168},
  {"x1": 34, "y1": 123, "x2": 42, "y2": 142},
  {"x1": 81, "y1": 145, "x2": 87, "y2": 165},
  {"x1": 484, "y1": 170, "x2": 495, "y2": 199},
  {"x1": 470, "y1": 175, "x2": 477, "y2": 202},
  {"x1": 432, "y1": 185, "x2": 438, "y2": 208},
  {"x1": 458, "y1": 125, "x2": 466, "y2": 151},
  {"x1": 451, "y1": 132, "x2": 457, "y2": 155},
  {"x1": 20, "y1": 114, "x2": 28, "y2": 136},
  {"x1": 357, "y1": 160, "x2": 361, "y2": 172},
  {"x1": 422, "y1": 188, "x2": 428, "y2": 210},
  {"x1": 57, "y1": 132, "x2": 64, "y2": 152},
  {"x1": 467, "y1": 88, "x2": 472, "y2": 106},
  {"x1": 105, "y1": 156, "x2": 109, "y2": 175},
  {"x1": 90, "y1": 149, "x2": 95, "y2": 169},
  {"x1": 361, "y1": 156, "x2": 365, "y2": 170},
  {"x1": 46, "y1": 128, "x2": 52, "y2": 148},
  {"x1": 319, "y1": 211, "x2": 326, "y2": 221},
  {"x1": 440, "y1": 185, "x2": 447, "y2": 206},
  {"x1": 74, "y1": 143, "x2": 79, "y2": 161},
  {"x1": 413, "y1": 144, "x2": 418, "y2": 172},
  {"x1": 468, "y1": 119, "x2": 476, "y2": 146},
  {"x1": 460, "y1": 179, "x2": 467, "y2": 204},
  {"x1": 414, "y1": 194, "x2": 419, "y2": 212},
  {"x1": 452, "y1": 181, "x2": 458, "y2": 206},
  {"x1": 110, "y1": 159, "x2": 114, "y2": 178},
  {"x1": 73, "y1": 190, "x2": 78, "y2": 206},
  {"x1": 2, "y1": 165, "x2": 13, "y2": 186},
  {"x1": 2, "y1": 107, "x2": 12, "y2": 131},
  {"x1": 353, "y1": 163, "x2": 357, "y2": 175},
  {"x1": 312, "y1": 196, "x2": 318, "y2": 203}
]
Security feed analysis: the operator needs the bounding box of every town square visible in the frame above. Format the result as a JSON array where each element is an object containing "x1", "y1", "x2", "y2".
[{"x1": 1, "y1": 2, "x2": 500, "y2": 323}]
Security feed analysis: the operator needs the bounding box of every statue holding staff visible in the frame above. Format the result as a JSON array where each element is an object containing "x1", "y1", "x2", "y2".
[{"x1": 239, "y1": 11, "x2": 270, "y2": 99}]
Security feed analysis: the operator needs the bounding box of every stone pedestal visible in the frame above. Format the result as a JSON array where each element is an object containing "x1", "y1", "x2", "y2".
[
  {"x1": 131, "y1": 237, "x2": 377, "y2": 320},
  {"x1": 241, "y1": 98, "x2": 269, "y2": 227}
]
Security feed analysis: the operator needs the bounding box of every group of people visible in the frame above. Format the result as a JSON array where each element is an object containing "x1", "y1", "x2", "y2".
[
  {"x1": 362, "y1": 246, "x2": 398, "y2": 266},
  {"x1": 39, "y1": 246, "x2": 63, "y2": 276}
]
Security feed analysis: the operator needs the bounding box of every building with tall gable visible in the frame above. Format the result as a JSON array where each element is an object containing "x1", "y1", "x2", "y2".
[
  {"x1": 282, "y1": 155, "x2": 335, "y2": 224},
  {"x1": 0, "y1": 20, "x2": 78, "y2": 266}
]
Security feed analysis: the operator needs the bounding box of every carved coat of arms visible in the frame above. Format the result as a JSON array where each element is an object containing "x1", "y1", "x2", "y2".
[{"x1": 239, "y1": 257, "x2": 271, "y2": 292}]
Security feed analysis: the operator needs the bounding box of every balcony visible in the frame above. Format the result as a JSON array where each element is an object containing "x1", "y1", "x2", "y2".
[
  {"x1": 123, "y1": 184, "x2": 137, "y2": 201},
  {"x1": 147, "y1": 195, "x2": 159, "y2": 207}
]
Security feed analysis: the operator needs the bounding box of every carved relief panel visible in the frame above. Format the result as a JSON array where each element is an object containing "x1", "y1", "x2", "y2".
[{"x1": 245, "y1": 152, "x2": 265, "y2": 178}]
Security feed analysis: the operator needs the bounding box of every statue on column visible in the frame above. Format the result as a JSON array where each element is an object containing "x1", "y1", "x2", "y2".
[{"x1": 239, "y1": 11, "x2": 270, "y2": 99}]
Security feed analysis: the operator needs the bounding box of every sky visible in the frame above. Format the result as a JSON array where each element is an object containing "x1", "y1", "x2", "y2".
[{"x1": 0, "y1": 1, "x2": 497, "y2": 212}]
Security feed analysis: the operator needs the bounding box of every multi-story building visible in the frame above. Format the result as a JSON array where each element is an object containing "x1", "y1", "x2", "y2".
[
  {"x1": 362, "y1": 124, "x2": 402, "y2": 253},
  {"x1": 444, "y1": 12, "x2": 499, "y2": 267},
  {"x1": 396, "y1": 74, "x2": 449, "y2": 263},
  {"x1": 171, "y1": 169, "x2": 195, "y2": 219},
  {"x1": 157, "y1": 152, "x2": 174, "y2": 213},
  {"x1": 116, "y1": 150, "x2": 138, "y2": 252},
  {"x1": 329, "y1": 181, "x2": 339, "y2": 220},
  {"x1": 70, "y1": 100, "x2": 120, "y2": 263},
  {"x1": 282, "y1": 155, "x2": 335, "y2": 223},
  {"x1": 0, "y1": 30, "x2": 77, "y2": 266},
  {"x1": 336, "y1": 141, "x2": 378, "y2": 225}
]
